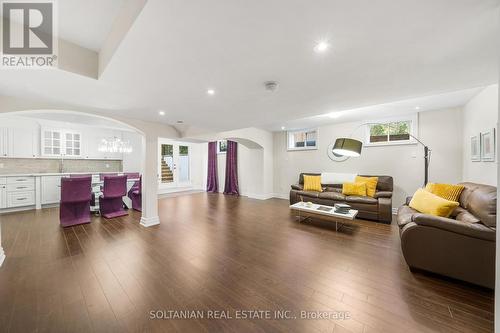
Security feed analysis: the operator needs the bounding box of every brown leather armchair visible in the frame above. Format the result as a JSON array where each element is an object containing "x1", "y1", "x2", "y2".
[
  {"x1": 397, "y1": 182, "x2": 496, "y2": 288},
  {"x1": 289, "y1": 173, "x2": 393, "y2": 223}
]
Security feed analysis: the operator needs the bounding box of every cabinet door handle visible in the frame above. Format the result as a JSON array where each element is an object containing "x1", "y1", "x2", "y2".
[
  {"x1": 16, "y1": 198, "x2": 27, "y2": 201},
  {"x1": 16, "y1": 186, "x2": 27, "y2": 189}
]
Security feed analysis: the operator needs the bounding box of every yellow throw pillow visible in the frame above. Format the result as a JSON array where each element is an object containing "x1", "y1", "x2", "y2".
[
  {"x1": 425, "y1": 183, "x2": 464, "y2": 202},
  {"x1": 303, "y1": 175, "x2": 323, "y2": 192},
  {"x1": 342, "y1": 182, "x2": 367, "y2": 196},
  {"x1": 409, "y1": 188, "x2": 459, "y2": 217},
  {"x1": 355, "y1": 176, "x2": 378, "y2": 197}
]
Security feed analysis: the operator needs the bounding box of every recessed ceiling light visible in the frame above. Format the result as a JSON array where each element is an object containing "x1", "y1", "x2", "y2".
[
  {"x1": 207, "y1": 89, "x2": 215, "y2": 95},
  {"x1": 281, "y1": 126, "x2": 286, "y2": 130},
  {"x1": 415, "y1": 106, "x2": 421, "y2": 110},
  {"x1": 177, "y1": 120, "x2": 184, "y2": 124},
  {"x1": 314, "y1": 41, "x2": 330, "y2": 53},
  {"x1": 158, "y1": 110, "x2": 165, "y2": 116}
]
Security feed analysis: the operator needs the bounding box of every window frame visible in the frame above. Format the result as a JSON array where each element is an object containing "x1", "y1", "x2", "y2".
[
  {"x1": 364, "y1": 115, "x2": 418, "y2": 147},
  {"x1": 286, "y1": 128, "x2": 319, "y2": 151}
]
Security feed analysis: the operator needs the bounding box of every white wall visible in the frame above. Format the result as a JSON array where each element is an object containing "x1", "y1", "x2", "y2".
[
  {"x1": 273, "y1": 108, "x2": 463, "y2": 207},
  {"x1": 188, "y1": 127, "x2": 274, "y2": 199},
  {"x1": 205, "y1": 143, "x2": 264, "y2": 198},
  {"x1": 462, "y1": 85, "x2": 498, "y2": 186}
]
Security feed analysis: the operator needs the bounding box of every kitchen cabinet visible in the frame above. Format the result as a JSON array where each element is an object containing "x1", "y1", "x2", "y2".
[
  {"x1": 0, "y1": 177, "x2": 6, "y2": 209},
  {"x1": 0, "y1": 128, "x2": 9, "y2": 157},
  {"x1": 6, "y1": 176, "x2": 35, "y2": 208},
  {"x1": 12, "y1": 127, "x2": 37, "y2": 158},
  {"x1": 0, "y1": 127, "x2": 37, "y2": 158},
  {"x1": 41, "y1": 175, "x2": 63, "y2": 205}
]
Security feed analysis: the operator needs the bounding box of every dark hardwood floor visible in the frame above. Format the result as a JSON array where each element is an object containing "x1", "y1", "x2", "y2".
[{"x1": 0, "y1": 193, "x2": 494, "y2": 332}]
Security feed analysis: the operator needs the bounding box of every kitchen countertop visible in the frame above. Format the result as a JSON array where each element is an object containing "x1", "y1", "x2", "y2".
[{"x1": 0, "y1": 172, "x2": 126, "y2": 177}]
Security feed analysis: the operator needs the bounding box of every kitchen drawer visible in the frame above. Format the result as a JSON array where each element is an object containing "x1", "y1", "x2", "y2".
[
  {"x1": 7, "y1": 191, "x2": 35, "y2": 208},
  {"x1": 7, "y1": 176, "x2": 35, "y2": 185},
  {"x1": 0, "y1": 177, "x2": 6, "y2": 185},
  {"x1": 7, "y1": 183, "x2": 35, "y2": 192}
]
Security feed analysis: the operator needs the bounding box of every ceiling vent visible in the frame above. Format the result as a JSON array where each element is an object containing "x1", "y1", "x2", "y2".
[{"x1": 264, "y1": 81, "x2": 279, "y2": 92}]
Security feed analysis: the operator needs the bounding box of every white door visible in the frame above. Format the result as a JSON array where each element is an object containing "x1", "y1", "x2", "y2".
[{"x1": 158, "y1": 140, "x2": 191, "y2": 188}]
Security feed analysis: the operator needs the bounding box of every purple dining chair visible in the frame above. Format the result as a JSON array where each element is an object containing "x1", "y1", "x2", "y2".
[
  {"x1": 124, "y1": 172, "x2": 140, "y2": 180},
  {"x1": 70, "y1": 174, "x2": 96, "y2": 206},
  {"x1": 128, "y1": 175, "x2": 142, "y2": 212},
  {"x1": 100, "y1": 175, "x2": 128, "y2": 218},
  {"x1": 99, "y1": 173, "x2": 118, "y2": 181},
  {"x1": 60, "y1": 176, "x2": 93, "y2": 227}
]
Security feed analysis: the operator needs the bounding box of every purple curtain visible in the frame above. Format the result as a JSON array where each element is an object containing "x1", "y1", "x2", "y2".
[
  {"x1": 224, "y1": 140, "x2": 239, "y2": 195},
  {"x1": 206, "y1": 141, "x2": 219, "y2": 192}
]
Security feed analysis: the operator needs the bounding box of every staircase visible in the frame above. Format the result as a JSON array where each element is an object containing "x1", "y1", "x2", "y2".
[{"x1": 161, "y1": 160, "x2": 174, "y2": 182}]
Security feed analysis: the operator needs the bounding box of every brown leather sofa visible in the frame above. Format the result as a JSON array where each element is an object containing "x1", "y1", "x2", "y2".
[
  {"x1": 397, "y1": 182, "x2": 496, "y2": 288},
  {"x1": 289, "y1": 173, "x2": 393, "y2": 223}
]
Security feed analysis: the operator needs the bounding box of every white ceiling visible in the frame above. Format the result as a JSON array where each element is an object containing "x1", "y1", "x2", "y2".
[
  {"x1": 0, "y1": 0, "x2": 497, "y2": 132},
  {"x1": 273, "y1": 86, "x2": 484, "y2": 131},
  {"x1": 58, "y1": 0, "x2": 126, "y2": 51}
]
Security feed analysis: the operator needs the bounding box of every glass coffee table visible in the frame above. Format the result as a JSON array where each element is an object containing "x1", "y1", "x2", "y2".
[{"x1": 290, "y1": 202, "x2": 358, "y2": 231}]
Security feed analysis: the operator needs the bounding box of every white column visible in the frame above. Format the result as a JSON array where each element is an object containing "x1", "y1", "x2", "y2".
[
  {"x1": 140, "y1": 134, "x2": 160, "y2": 227},
  {"x1": 0, "y1": 222, "x2": 5, "y2": 266}
]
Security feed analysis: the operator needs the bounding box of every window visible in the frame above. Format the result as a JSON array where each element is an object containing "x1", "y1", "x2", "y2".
[
  {"x1": 217, "y1": 140, "x2": 227, "y2": 154},
  {"x1": 287, "y1": 128, "x2": 318, "y2": 151},
  {"x1": 365, "y1": 117, "x2": 416, "y2": 146},
  {"x1": 42, "y1": 129, "x2": 81, "y2": 157}
]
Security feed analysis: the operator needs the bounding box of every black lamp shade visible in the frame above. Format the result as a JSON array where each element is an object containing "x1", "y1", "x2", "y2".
[{"x1": 332, "y1": 138, "x2": 362, "y2": 157}]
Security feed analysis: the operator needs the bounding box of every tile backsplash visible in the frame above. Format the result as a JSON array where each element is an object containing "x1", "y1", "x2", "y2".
[{"x1": 0, "y1": 158, "x2": 122, "y2": 174}]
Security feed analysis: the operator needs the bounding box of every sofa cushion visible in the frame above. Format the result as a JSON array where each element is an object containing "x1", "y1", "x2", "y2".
[
  {"x1": 295, "y1": 190, "x2": 320, "y2": 199},
  {"x1": 303, "y1": 175, "x2": 323, "y2": 192},
  {"x1": 355, "y1": 176, "x2": 378, "y2": 197},
  {"x1": 345, "y1": 195, "x2": 377, "y2": 204},
  {"x1": 425, "y1": 183, "x2": 464, "y2": 202},
  {"x1": 397, "y1": 205, "x2": 417, "y2": 227},
  {"x1": 299, "y1": 173, "x2": 321, "y2": 185},
  {"x1": 374, "y1": 191, "x2": 392, "y2": 199},
  {"x1": 342, "y1": 182, "x2": 367, "y2": 196},
  {"x1": 459, "y1": 182, "x2": 496, "y2": 227},
  {"x1": 452, "y1": 206, "x2": 481, "y2": 224},
  {"x1": 318, "y1": 191, "x2": 346, "y2": 201},
  {"x1": 409, "y1": 188, "x2": 459, "y2": 217}
]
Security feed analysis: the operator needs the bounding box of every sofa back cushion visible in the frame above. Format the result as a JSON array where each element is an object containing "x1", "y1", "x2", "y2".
[
  {"x1": 459, "y1": 182, "x2": 497, "y2": 227},
  {"x1": 299, "y1": 173, "x2": 321, "y2": 185},
  {"x1": 299, "y1": 173, "x2": 393, "y2": 192},
  {"x1": 360, "y1": 175, "x2": 393, "y2": 192}
]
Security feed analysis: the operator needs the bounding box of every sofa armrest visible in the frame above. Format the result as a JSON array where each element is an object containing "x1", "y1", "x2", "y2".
[
  {"x1": 291, "y1": 184, "x2": 303, "y2": 191},
  {"x1": 374, "y1": 191, "x2": 392, "y2": 198},
  {"x1": 412, "y1": 213, "x2": 495, "y2": 241}
]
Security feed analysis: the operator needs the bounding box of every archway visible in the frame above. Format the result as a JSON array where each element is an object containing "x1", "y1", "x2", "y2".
[{"x1": 0, "y1": 109, "x2": 161, "y2": 225}]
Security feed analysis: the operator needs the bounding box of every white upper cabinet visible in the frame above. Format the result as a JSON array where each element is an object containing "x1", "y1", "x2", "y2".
[
  {"x1": 41, "y1": 128, "x2": 82, "y2": 158},
  {"x1": 0, "y1": 127, "x2": 37, "y2": 158},
  {"x1": 12, "y1": 127, "x2": 37, "y2": 158},
  {"x1": 0, "y1": 128, "x2": 9, "y2": 157}
]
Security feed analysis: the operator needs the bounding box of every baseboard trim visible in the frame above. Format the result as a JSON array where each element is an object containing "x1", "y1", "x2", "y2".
[
  {"x1": 140, "y1": 216, "x2": 160, "y2": 227},
  {"x1": 242, "y1": 192, "x2": 274, "y2": 200},
  {"x1": 272, "y1": 193, "x2": 289, "y2": 200},
  {"x1": 0, "y1": 247, "x2": 5, "y2": 267}
]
